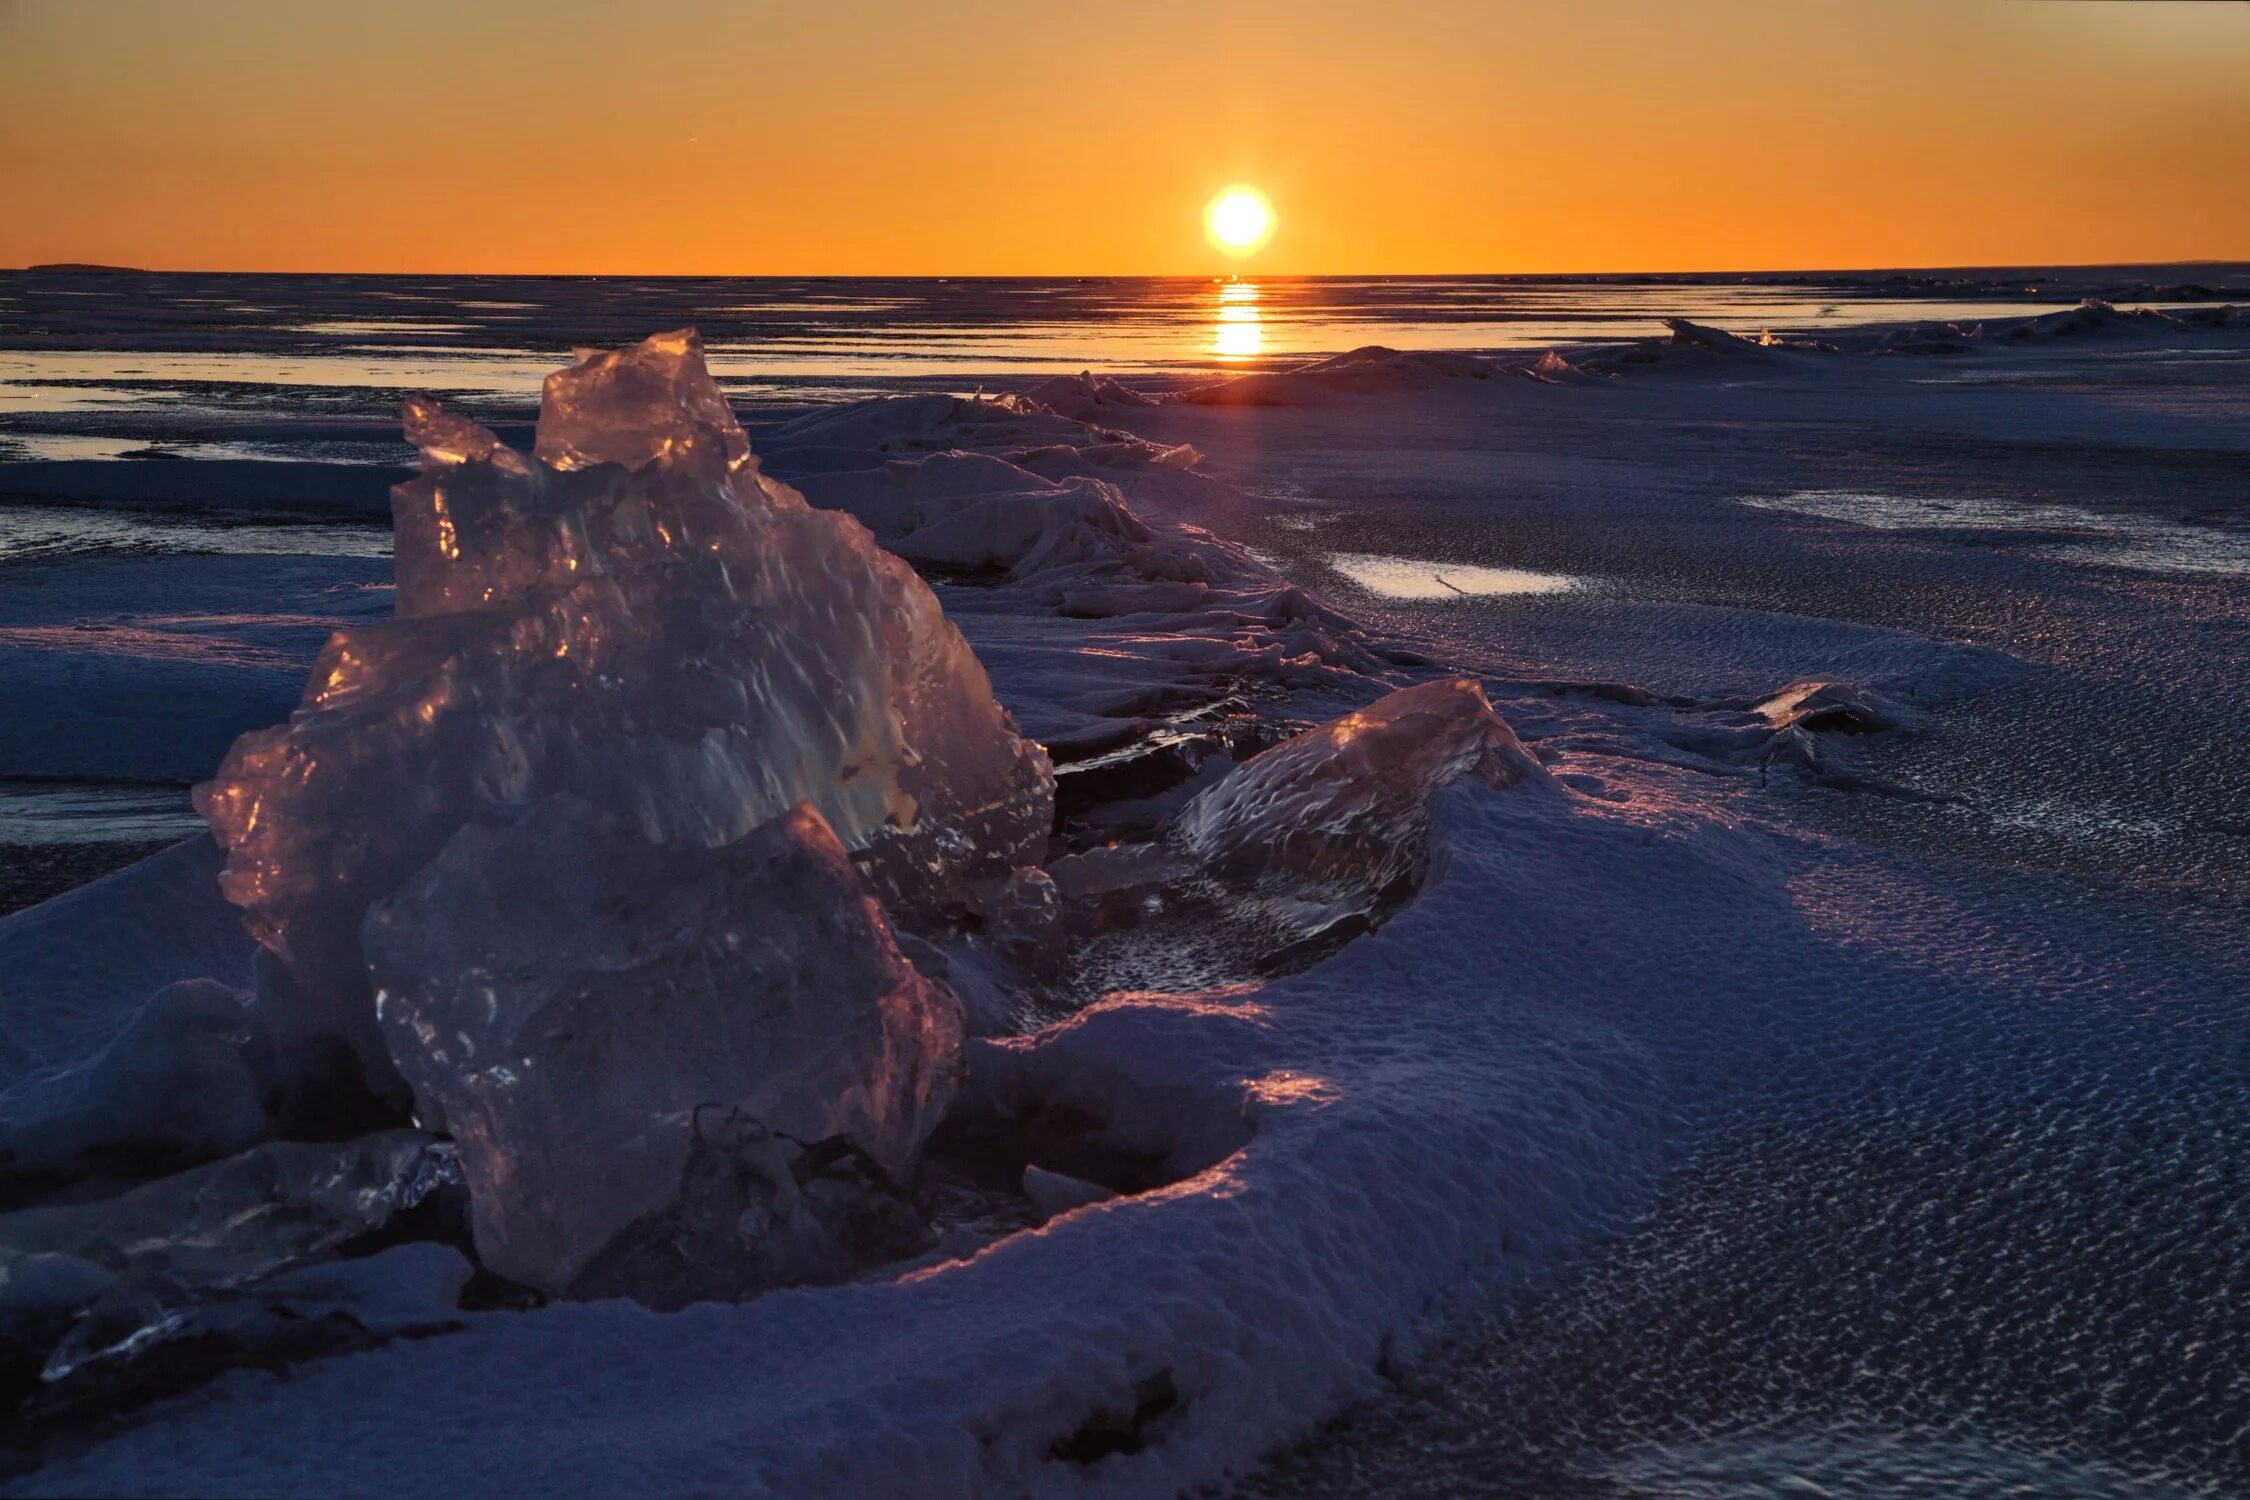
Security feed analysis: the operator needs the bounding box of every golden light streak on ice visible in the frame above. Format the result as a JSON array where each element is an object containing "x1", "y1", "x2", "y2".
[{"x1": 1213, "y1": 280, "x2": 1263, "y2": 360}]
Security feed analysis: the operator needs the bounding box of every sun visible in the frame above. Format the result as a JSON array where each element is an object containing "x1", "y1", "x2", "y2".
[{"x1": 1205, "y1": 186, "x2": 1275, "y2": 258}]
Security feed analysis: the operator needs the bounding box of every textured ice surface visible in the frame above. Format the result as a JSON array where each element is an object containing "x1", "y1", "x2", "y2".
[
  {"x1": 363, "y1": 798, "x2": 961, "y2": 1295},
  {"x1": 1741, "y1": 487, "x2": 2250, "y2": 576},
  {"x1": 195, "y1": 331, "x2": 1051, "y2": 1102}
]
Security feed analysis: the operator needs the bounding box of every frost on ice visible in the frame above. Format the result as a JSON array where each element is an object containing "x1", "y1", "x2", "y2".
[{"x1": 189, "y1": 331, "x2": 1051, "y2": 1293}]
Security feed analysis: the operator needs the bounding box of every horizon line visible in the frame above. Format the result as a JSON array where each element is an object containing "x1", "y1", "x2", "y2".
[{"x1": 8, "y1": 258, "x2": 2249, "y2": 282}]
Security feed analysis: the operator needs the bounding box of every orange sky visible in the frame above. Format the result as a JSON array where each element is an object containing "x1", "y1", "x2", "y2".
[{"x1": 3, "y1": 0, "x2": 2246, "y2": 275}]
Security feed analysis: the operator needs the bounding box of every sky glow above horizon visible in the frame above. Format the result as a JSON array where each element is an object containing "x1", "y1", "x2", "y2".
[{"x1": 2, "y1": 0, "x2": 2246, "y2": 276}]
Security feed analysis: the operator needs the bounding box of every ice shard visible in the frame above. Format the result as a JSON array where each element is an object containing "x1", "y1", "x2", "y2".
[
  {"x1": 1173, "y1": 678, "x2": 1548, "y2": 924},
  {"x1": 194, "y1": 331, "x2": 1053, "y2": 1107}
]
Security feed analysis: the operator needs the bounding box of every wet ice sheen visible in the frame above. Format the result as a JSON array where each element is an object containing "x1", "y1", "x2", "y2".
[{"x1": 1326, "y1": 551, "x2": 1579, "y2": 599}]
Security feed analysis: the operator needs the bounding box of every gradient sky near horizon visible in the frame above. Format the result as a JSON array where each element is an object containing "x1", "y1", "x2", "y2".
[{"x1": 4, "y1": 0, "x2": 2247, "y2": 276}]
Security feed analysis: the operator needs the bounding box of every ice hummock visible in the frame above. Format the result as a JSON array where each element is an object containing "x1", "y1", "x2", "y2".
[
  {"x1": 194, "y1": 330, "x2": 1054, "y2": 1116},
  {"x1": 363, "y1": 798, "x2": 962, "y2": 1295}
]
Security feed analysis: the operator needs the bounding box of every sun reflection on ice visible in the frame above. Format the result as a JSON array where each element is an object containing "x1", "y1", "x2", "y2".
[{"x1": 1213, "y1": 280, "x2": 1263, "y2": 361}]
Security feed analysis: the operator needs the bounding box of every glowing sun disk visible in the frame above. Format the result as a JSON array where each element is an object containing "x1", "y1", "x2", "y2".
[{"x1": 1205, "y1": 186, "x2": 1275, "y2": 258}]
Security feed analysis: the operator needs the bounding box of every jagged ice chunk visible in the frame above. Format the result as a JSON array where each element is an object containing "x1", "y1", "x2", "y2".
[{"x1": 194, "y1": 331, "x2": 1053, "y2": 1109}]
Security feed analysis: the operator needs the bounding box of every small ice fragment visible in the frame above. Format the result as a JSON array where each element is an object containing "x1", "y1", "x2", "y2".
[
  {"x1": 1175, "y1": 678, "x2": 1547, "y2": 908},
  {"x1": 402, "y1": 393, "x2": 528, "y2": 473},
  {"x1": 1023, "y1": 1166, "x2": 1117, "y2": 1219},
  {"x1": 1755, "y1": 678, "x2": 1898, "y2": 735}
]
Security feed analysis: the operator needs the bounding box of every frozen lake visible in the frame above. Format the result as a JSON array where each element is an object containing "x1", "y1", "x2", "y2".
[{"x1": 1, "y1": 269, "x2": 2247, "y2": 1497}]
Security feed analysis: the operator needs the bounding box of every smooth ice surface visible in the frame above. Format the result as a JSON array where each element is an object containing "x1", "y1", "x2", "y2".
[
  {"x1": 1325, "y1": 552, "x2": 1579, "y2": 600},
  {"x1": 363, "y1": 799, "x2": 961, "y2": 1294},
  {"x1": 194, "y1": 331, "x2": 1052, "y2": 1099}
]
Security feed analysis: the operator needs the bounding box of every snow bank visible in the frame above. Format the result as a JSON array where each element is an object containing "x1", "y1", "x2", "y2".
[
  {"x1": 0, "y1": 838, "x2": 252, "y2": 1099},
  {"x1": 0, "y1": 978, "x2": 271, "y2": 1182},
  {"x1": 2002, "y1": 298, "x2": 2200, "y2": 341},
  {"x1": 763, "y1": 392, "x2": 1106, "y2": 457},
  {"x1": 11, "y1": 777, "x2": 1686, "y2": 1498},
  {"x1": 795, "y1": 455, "x2": 1154, "y2": 580}
]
